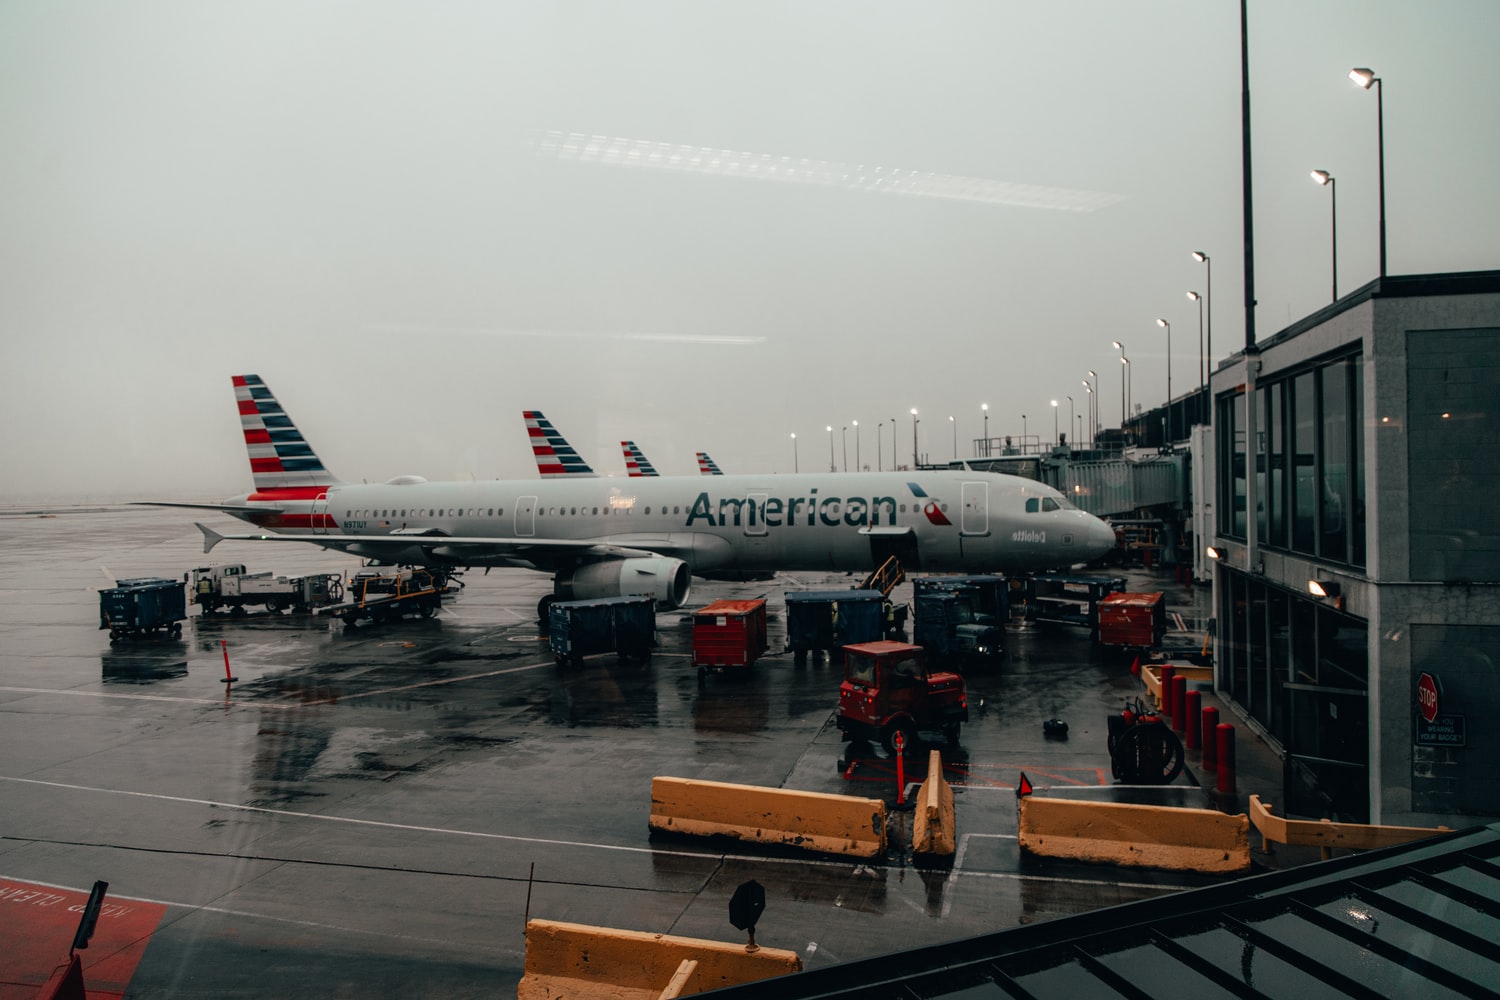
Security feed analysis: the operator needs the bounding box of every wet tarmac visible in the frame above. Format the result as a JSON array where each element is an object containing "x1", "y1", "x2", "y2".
[{"x1": 2, "y1": 506, "x2": 1227, "y2": 997}]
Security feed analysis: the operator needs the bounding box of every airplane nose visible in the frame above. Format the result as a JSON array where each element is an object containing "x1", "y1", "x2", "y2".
[{"x1": 1086, "y1": 515, "x2": 1117, "y2": 559}]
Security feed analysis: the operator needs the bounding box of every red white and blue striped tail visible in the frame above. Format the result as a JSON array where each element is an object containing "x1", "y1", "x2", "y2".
[
  {"x1": 524, "y1": 411, "x2": 596, "y2": 478},
  {"x1": 621, "y1": 441, "x2": 660, "y2": 477},
  {"x1": 696, "y1": 451, "x2": 725, "y2": 476},
  {"x1": 234, "y1": 375, "x2": 340, "y2": 491}
]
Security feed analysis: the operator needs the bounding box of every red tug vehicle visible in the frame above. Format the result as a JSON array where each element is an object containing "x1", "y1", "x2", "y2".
[{"x1": 836, "y1": 640, "x2": 969, "y2": 756}]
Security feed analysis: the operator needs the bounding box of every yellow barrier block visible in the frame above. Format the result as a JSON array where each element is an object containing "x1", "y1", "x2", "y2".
[
  {"x1": 519, "y1": 918, "x2": 802, "y2": 1000},
  {"x1": 1019, "y1": 795, "x2": 1250, "y2": 873},
  {"x1": 912, "y1": 750, "x2": 955, "y2": 857},
  {"x1": 1249, "y1": 794, "x2": 1451, "y2": 859},
  {"x1": 650, "y1": 776, "x2": 886, "y2": 857},
  {"x1": 1140, "y1": 663, "x2": 1213, "y2": 709}
]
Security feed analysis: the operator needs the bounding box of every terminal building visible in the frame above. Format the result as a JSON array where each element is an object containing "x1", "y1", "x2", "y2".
[{"x1": 1205, "y1": 269, "x2": 1500, "y2": 828}]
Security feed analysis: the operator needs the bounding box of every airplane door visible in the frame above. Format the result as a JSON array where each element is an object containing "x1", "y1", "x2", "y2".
[
  {"x1": 516, "y1": 496, "x2": 537, "y2": 537},
  {"x1": 745, "y1": 492, "x2": 769, "y2": 536},
  {"x1": 312, "y1": 493, "x2": 329, "y2": 535},
  {"x1": 961, "y1": 481, "x2": 988, "y2": 535}
]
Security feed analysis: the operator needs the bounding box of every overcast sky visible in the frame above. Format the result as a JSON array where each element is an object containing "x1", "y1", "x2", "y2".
[{"x1": 2, "y1": 1, "x2": 1496, "y2": 501}]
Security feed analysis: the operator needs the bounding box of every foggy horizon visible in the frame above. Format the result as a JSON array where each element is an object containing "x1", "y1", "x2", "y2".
[{"x1": 3, "y1": 2, "x2": 1498, "y2": 504}]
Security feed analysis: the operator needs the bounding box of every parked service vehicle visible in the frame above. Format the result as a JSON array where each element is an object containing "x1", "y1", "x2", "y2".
[
  {"x1": 99, "y1": 577, "x2": 186, "y2": 641},
  {"x1": 836, "y1": 640, "x2": 968, "y2": 755},
  {"x1": 188, "y1": 563, "x2": 344, "y2": 615},
  {"x1": 323, "y1": 568, "x2": 443, "y2": 626}
]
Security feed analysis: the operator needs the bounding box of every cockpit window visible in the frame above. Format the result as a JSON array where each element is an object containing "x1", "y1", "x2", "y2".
[
  {"x1": 1025, "y1": 497, "x2": 1040, "y2": 513},
  {"x1": 1042, "y1": 497, "x2": 1060, "y2": 512}
]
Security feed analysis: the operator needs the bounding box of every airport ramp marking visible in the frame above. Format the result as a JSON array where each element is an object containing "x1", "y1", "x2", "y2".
[{"x1": 1, "y1": 876, "x2": 166, "y2": 997}]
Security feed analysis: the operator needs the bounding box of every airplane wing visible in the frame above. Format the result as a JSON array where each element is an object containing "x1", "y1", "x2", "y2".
[
  {"x1": 137, "y1": 500, "x2": 279, "y2": 515},
  {"x1": 195, "y1": 522, "x2": 689, "y2": 567}
]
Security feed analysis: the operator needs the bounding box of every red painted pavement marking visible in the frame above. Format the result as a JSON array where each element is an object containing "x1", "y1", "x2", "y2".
[{"x1": 0, "y1": 878, "x2": 166, "y2": 1000}]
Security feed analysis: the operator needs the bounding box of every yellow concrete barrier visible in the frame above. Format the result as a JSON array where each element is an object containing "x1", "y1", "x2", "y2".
[
  {"x1": 518, "y1": 918, "x2": 801, "y2": 1000},
  {"x1": 1018, "y1": 795, "x2": 1250, "y2": 873},
  {"x1": 912, "y1": 750, "x2": 955, "y2": 858},
  {"x1": 650, "y1": 776, "x2": 886, "y2": 857},
  {"x1": 1248, "y1": 794, "x2": 1452, "y2": 860},
  {"x1": 1140, "y1": 663, "x2": 1213, "y2": 710}
]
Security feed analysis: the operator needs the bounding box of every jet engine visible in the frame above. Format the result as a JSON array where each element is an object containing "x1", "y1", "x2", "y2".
[{"x1": 557, "y1": 557, "x2": 692, "y2": 609}]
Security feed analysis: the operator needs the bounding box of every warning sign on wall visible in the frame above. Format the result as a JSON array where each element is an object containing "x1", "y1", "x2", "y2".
[{"x1": 1415, "y1": 713, "x2": 1467, "y2": 748}]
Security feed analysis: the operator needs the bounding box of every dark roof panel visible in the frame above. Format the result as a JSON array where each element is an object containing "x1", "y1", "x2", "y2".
[{"x1": 704, "y1": 823, "x2": 1500, "y2": 999}]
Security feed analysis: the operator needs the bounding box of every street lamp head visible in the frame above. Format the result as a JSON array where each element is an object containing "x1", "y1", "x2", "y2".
[
  {"x1": 790, "y1": 432, "x2": 796, "y2": 439},
  {"x1": 1192, "y1": 250, "x2": 1210, "y2": 263},
  {"x1": 1050, "y1": 399, "x2": 1058, "y2": 408},
  {"x1": 1088, "y1": 369, "x2": 1096, "y2": 378},
  {"x1": 1186, "y1": 290, "x2": 1200, "y2": 302},
  {"x1": 1111, "y1": 340, "x2": 1123, "y2": 350},
  {"x1": 1312, "y1": 169, "x2": 1332, "y2": 186},
  {"x1": 981, "y1": 403, "x2": 988, "y2": 412},
  {"x1": 1349, "y1": 67, "x2": 1377, "y2": 89},
  {"x1": 1156, "y1": 318, "x2": 1169, "y2": 331},
  {"x1": 910, "y1": 408, "x2": 918, "y2": 417}
]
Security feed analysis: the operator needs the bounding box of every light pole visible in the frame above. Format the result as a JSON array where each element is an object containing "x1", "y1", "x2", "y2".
[
  {"x1": 1022, "y1": 413, "x2": 1027, "y2": 450},
  {"x1": 949, "y1": 415, "x2": 956, "y2": 460},
  {"x1": 1349, "y1": 68, "x2": 1385, "y2": 278},
  {"x1": 852, "y1": 420, "x2": 859, "y2": 472},
  {"x1": 1082, "y1": 380, "x2": 1094, "y2": 449},
  {"x1": 1086, "y1": 370, "x2": 1098, "y2": 445},
  {"x1": 876, "y1": 421, "x2": 883, "y2": 471},
  {"x1": 1187, "y1": 291, "x2": 1205, "y2": 428},
  {"x1": 841, "y1": 425, "x2": 848, "y2": 472},
  {"x1": 910, "y1": 409, "x2": 920, "y2": 469},
  {"x1": 1121, "y1": 356, "x2": 1132, "y2": 425},
  {"x1": 1312, "y1": 170, "x2": 1337, "y2": 300},
  {"x1": 790, "y1": 433, "x2": 798, "y2": 473},
  {"x1": 891, "y1": 417, "x2": 897, "y2": 470},
  {"x1": 1050, "y1": 399, "x2": 1059, "y2": 447},
  {"x1": 1157, "y1": 317, "x2": 1172, "y2": 443},
  {"x1": 981, "y1": 403, "x2": 989, "y2": 456},
  {"x1": 827, "y1": 426, "x2": 835, "y2": 472},
  {"x1": 1111, "y1": 341, "x2": 1126, "y2": 423},
  {"x1": 1192, "y1": 251, "x2": 1211, "y2": 382},
  {"x1": 1066, "y1": 396, "x2": 1074, "y2": 448}
]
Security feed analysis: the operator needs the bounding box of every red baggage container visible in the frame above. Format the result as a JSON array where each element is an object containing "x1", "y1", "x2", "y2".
[
  {"x1": 1097, "y1": 591, "x2": 1166, "y2": 650},
  {"x1": 692, "y1": 599, "x2": 769, "y2": 678}
]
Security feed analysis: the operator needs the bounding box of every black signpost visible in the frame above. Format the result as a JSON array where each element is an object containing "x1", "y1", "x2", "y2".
[{"x1": 729, "y1": 879, "x2": 765, "y2": 953}]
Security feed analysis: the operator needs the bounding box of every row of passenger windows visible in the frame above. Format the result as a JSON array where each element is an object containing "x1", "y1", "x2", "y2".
[{"x1": 340, "y1": 503, "x2": 949, "y2": 519}]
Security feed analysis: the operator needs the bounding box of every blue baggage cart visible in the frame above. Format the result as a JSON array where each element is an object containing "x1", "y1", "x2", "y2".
[
  {"x1": 783, "y1": 590, "x2": 884, "y2": 665},
  {"x1": 548, "y1": 596, "x2": 656, "y2": 666},
  {"x1": 99, "y1": 577, "x2": 186, "y2": 641}
]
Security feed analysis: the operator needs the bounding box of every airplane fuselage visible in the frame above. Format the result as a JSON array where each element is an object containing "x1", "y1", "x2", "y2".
[{"x1": 228, "y1": 470, "x2": 1115, "y2": 576}]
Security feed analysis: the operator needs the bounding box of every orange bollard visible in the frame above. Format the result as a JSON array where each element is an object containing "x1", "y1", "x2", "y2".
[
  {"x1": 1184, "y1": 689, "x2": 1202, "y2": 750},
  {"x1": 1160, "y1": 665, "x2": 1176, "y2": 715},
  {"x1": 1170, "y1": 675, "x2": 1187, "y2": 733},
  {"x1": 220, "y1": 640, "x2": 238, "y2": 684},
  {"x1": 1215, "y1": 723, "x2": 1237, "y2": 795},
  {"x1": 1200, "y1": 706, "x2": 1219, "y2": 770}
]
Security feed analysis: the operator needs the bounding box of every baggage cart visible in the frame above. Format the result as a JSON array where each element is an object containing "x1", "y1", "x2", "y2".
[
  {"x1": 1097, "y1": 591, "x2": 1167, "y2": 651},
  {"x1": 98, "y1": 577, "x2": 186, "y2": 641},
  {"x1": 692, "y1": 599, "x2": 769, "y2": 680},
  {"x1": 549, "y1": 596, "x2": 656, "y2": 666},
  {"x1": 783, "y1": 590, "x2": 884, "y2": 666}
]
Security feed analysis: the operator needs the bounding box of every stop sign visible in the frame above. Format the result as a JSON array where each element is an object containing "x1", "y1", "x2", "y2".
[{"x1": 1417, "y1": 672, "x2": 1440, "y2": 724}]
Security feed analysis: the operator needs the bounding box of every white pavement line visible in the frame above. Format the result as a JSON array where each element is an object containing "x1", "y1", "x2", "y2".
[
  {"x1": 0, "y1": 685, "x2": 224, "y2": 706},
  {"x1": 942, "y1": 832, "x2": 1188, "y2": 917},
  {"x1": 2, "y1": 873, "x2": 517, "y2": 952},
  {"x1": 291, "y1": 661, "x2": 554, "y2": 705}
]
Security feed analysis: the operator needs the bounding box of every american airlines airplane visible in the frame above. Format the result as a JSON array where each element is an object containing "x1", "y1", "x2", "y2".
[
  {"x1": 621, "y1": 441, "x2": 660, "y2": 477},
  {"x1": 696, "y1": 451, "x2": 725, "y2": 476},
  {"x1": 177, "y1": 375, "x2": 1118, "y2": 619}
]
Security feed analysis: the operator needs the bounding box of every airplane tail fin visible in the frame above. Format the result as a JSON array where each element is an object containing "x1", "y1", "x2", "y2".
[
  {"x1": 524, "y1": 411, "x2": 596, "y2": 478},
  {"x1": 621, "y1": 441, "x2": 660, "y2": 477},
  {"x1": 696, "y1": 451, "x2": 725, "y2": 476},
  {"x1": 234, "y1": 375, "x2": 341, "y2": 491}
]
